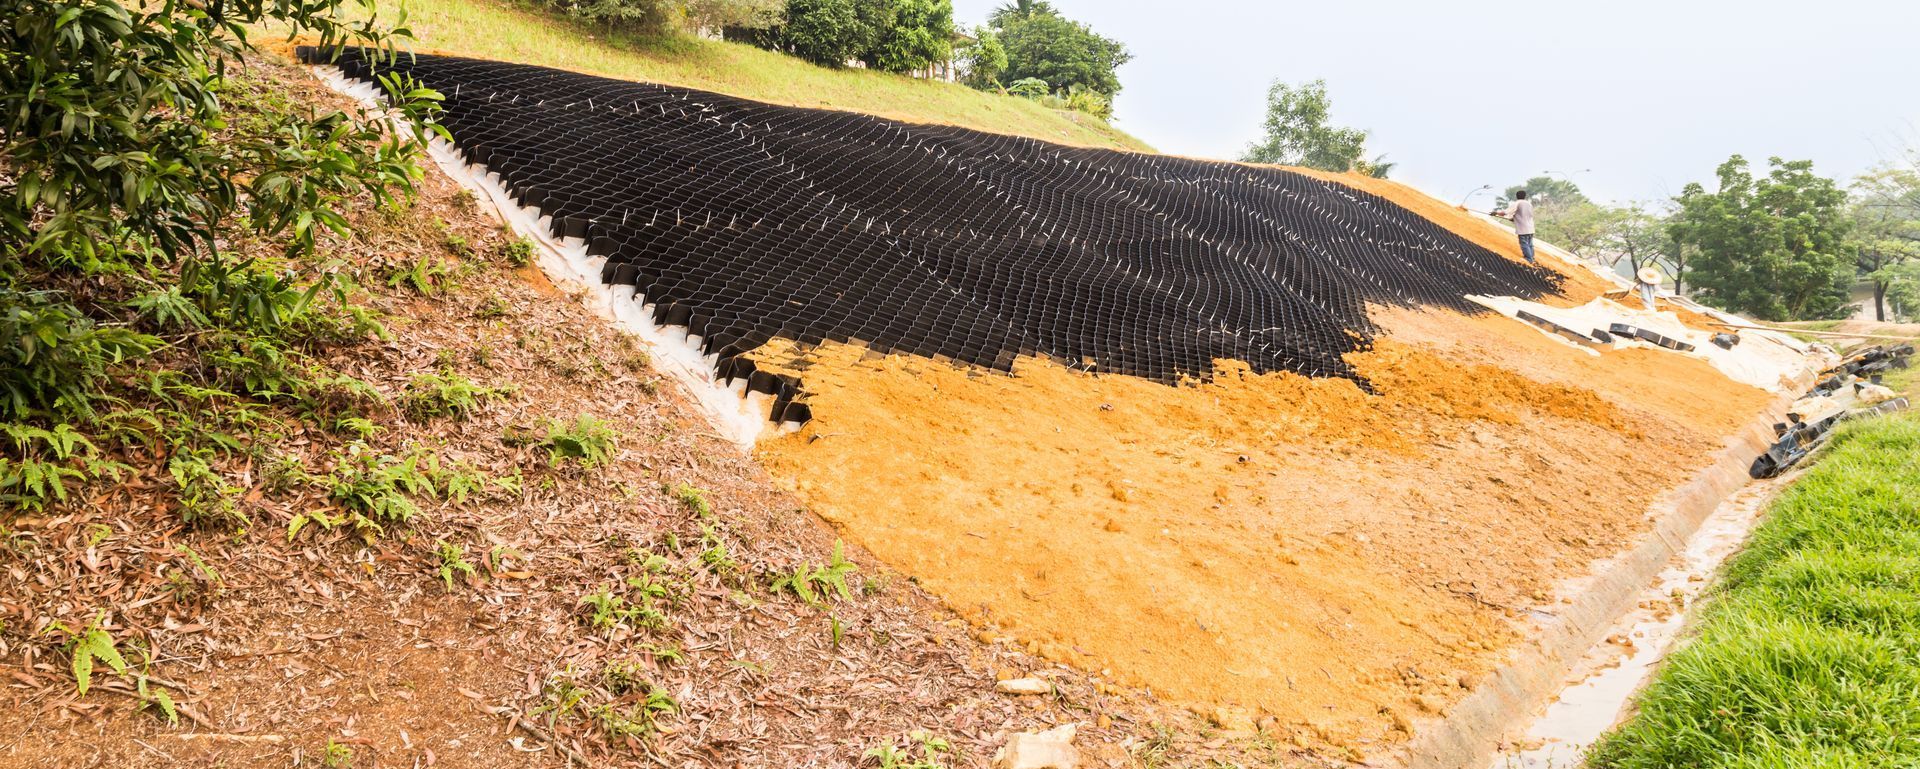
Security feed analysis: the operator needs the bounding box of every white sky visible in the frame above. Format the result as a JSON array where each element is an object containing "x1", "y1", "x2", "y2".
[{"x1": 952, "y1": 0, "x2": 1920, "y2": 208}]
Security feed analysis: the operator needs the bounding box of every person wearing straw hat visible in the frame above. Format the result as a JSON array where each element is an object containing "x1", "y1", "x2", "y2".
[{"x1": 1634, "y1": 265, "x2": 1663, "y2": 311}]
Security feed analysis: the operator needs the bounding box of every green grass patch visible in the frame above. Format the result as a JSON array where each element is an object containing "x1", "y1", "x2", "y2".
[
  {"x1": 369, "y1": 0, "x2": 1151, "y2": 153},
  {"x1": 1592, "y1": 413, "x2": 1920, "y2": 767},
  {"x1": 1777, "y1": 319, "x2": 1845, "y2": 345}
]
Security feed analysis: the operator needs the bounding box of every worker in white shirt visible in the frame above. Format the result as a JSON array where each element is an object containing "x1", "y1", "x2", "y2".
[{"x1": 1492, "y1": 190, "x2": 1537, "y2": 264}]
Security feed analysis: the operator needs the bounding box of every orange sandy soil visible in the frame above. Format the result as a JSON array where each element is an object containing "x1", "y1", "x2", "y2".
[{"x1": 755, "y1": 301, "x2": 1774, "y2": 757}]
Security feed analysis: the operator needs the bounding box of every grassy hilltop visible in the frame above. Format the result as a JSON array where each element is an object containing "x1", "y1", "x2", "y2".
[{"x1": 378, "y1": 0, "x2": 1154, "y2": 152}]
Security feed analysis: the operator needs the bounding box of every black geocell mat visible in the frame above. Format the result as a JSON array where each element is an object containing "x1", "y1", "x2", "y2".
[{"x1": 307, "y1": 48, "x2": 1562, "y2": 425}]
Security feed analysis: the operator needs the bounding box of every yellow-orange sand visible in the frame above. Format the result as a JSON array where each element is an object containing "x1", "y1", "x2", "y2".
[{"x1": 756, "y1": 310, "x2": 1771, "y2": 755}]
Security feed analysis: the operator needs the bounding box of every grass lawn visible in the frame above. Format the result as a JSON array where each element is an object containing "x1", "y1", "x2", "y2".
[
  {"x1": 366, "y1": 0, "x2": 1152, "y2": 152},
  {"x1": 1776, "y1": 319, "x2": 1845, "y2": 345},
  {"x1": 1591, "y1": 412, "x2": 1920, "y2": 767}
]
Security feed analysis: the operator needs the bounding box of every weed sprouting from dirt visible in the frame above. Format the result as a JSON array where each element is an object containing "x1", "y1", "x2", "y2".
[
  {"x1": 435, "y1": 540, "x2": 478, "y2": 591},
  {"x1": 322, "y1": 739, "x2": 355, "y2": 768},
  {"x1": 383, "y1": 255, "x2": 458, "y2": 296},
  {"x1": 771, "y1": 540, "x2": 859, "y2": 606},
  {"x1": 402, "y1": 369, "x2": 510, "y2": 420},
  {"x1": 668, "y1": 483, "x2": 712, "y2": 517},
  {"x1": 496, "y1": 237, "x2": 535, "y2": 268},
  {"x1": 589, "y1": 686, "x2": 677, "y2": 743},
  {"x1": 697, "y1": 524, "x2": 739, "y2": 578},
  {"x1": 540, "y1": 414, "x2": 618, "y2": 468},
  {"x1": 865, "y1": 731, "x2": 954, "y2": 769},
  {"x1": 579, "y1": 583, "x2": 670, "y2": 636}
]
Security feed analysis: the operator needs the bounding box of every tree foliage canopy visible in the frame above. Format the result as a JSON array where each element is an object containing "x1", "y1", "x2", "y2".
[
  {"x1": 954, "y1": 26, "x2": 1007, "y2": 88},
  {"x1": 1850, "y1": 162, "x2": 1920, "y2": 320},
  {"x1": 1497, "y1": 176, "x2": 1590, "y2": 210},
  {"x1": 746, "y1": 0, "x2": 954, "y2": 74},
  {"x1": 544, "y1": 0, "x2": 781, "y2": 35},
  {"x1": 1240, "y1": 79, "x2": 1368, "y2": 172},
  {"x1": 987, "y1": 0, "x2": 1129, "y2": 97},
  {"x1": 1670, "y1": 156, "x2": 1855, "y2": 321},
  {"x1": 861, "y1": 0, "x2": 955, "y2": 73}
]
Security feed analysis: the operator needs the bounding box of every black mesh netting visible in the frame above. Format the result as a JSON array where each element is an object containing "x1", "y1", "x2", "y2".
[{"x1": 307, "y1": 48, "x2": 1562, "y2": 424}]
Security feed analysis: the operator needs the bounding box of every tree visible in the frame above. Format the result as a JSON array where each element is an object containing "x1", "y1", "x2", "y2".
[
  {"x1": 986, "y1": 0, "x2": 1055, "y2": 25},
  {"x1": 989, "y1": 2, "x2": 1131, "y2": 97},
  {"x1": 1880, "y1": 262, "x2": 1920, "y2": 320},
  {"x1": 546, "y1": 0, "x2": 676, "y2": 32},
  {"x1": 859, "y1": 0, "x2": 955, "y2": 74},
  {"x1": 956, "y1": 27, "x2": 1008, "y2": 88},
  {"x1": 684, "y1": 0, "x2": 783, "y2": 33},
  {"x1": 1669, "y1": 156, "x2": 1855, "y2": 321},
  {"x1": 773, "y1": 0, "x2": 866, "y2": 67},
  {"x1": 751, "y1": 0, "x2": 953, "y2": 74},
  {"x1": 1850, "y1": 164, "x2": 1920, "y2": 320},
  {"x1": 1354, "y1": 153, "x2": 1396, "y2": 179},
  {"x1": 3, "y1": 1, "x2": 437, "y2": 261},
  {"x1": 1496, "y1": 176, "x2": 1590, "y2": 210},
  {"x1": 1599, "y1": 205, "x2": 1683, "y2": 290},
  {"x1": 1241, "y1": 79, "x2": 1368, "y2": 172},
  {"x1": 548, "y1": 0, "x2": 779, "y2": 34}
]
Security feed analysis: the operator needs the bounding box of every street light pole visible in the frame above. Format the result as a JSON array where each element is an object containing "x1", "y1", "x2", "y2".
[{"x1": 1457, "y1": 184, "x2": 1493, "y2": 208}]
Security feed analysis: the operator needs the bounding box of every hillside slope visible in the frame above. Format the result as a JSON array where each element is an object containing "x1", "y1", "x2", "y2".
[
  {"x1": 0, "y1": 57, "x2": 1257, "y2": 769},
  {"x1": 306, "y1": 47, "x2": 1804, "y2": 762},
  {"x1": 371, "y1": 0, "x2": 1152, "y2": 152}
]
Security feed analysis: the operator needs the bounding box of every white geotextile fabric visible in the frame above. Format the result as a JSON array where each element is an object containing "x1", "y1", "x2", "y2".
[
  {"x1": 1467, "y1": 295, "x2": 1812, "y2": 393},
  {"x1": 313, "y1": 66, "x2": 773, "y2": 449}
]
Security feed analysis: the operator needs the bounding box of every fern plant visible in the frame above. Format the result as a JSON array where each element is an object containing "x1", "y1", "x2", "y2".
[
  {"x1": 770, "y1": 540, "x2": 859, "y2": 606},
  {"x1": 435, "y1": 540, "x2": 477, "y2": 591},
  {"x1": 540, "y1": 414, "x2": 618, "y2": 468}
]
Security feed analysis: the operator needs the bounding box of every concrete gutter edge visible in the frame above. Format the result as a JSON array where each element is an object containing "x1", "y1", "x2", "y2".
[{"x1": 1396, "y1": 392, "x2": 1793, "y2": 769}]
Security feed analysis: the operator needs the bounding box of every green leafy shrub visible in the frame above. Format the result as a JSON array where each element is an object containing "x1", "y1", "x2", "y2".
[
  {"x1": 325, "y1": 449, "x2": 437, "y2": 533},
  {"x1": 0, "y1": 290, "x2": 159, "y2": 422},
  {"x1": 168, "y1": 450, "x2": 246, "y2": 527},
  {"x1": 0, "y1": 422, "x2": 123, "y2": 511},
  {"x1": 435, "y1": 540, "x2": 478, "y2": 591},
  {"x1": 540, "y1": 415, "x2": 619, "y2": 468},
  {"x1": 496, "y1": 238, "x2": 535, "y2": 268},
  {"x1": 0, "y1": 0, "x2": 439, "y2": 514}
]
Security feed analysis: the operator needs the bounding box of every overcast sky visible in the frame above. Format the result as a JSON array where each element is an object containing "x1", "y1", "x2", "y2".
[{"x1": 951, "y1": 0, "x2": 1920, "y2": 209}]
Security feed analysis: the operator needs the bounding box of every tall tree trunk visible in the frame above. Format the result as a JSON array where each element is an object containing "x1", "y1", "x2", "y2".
[{"x1": 1876, "y1": 280, "x2": 1888, "y2": 322}]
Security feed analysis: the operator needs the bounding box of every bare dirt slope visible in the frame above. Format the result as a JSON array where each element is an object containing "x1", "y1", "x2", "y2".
[
  {"x1": 752, "y1": 178, "x2": 1779, "y2": 760},
  {"x1": 0, "y1": 57, "x2": 1285, "y2": 769}
]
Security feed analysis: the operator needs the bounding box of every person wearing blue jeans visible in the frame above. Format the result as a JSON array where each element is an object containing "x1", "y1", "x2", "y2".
[{"x1": 1493, "y1": 189, "x2": 1537, "y2": 264}]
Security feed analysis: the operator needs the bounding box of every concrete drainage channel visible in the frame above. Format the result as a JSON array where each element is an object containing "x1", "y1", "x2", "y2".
[
  {"x1": 1488, "y1": 470, "x2": 1793, "y2": 768},
  {"x1": 1399, "y1": 394, "x2": 1800, "y2": 769}
]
